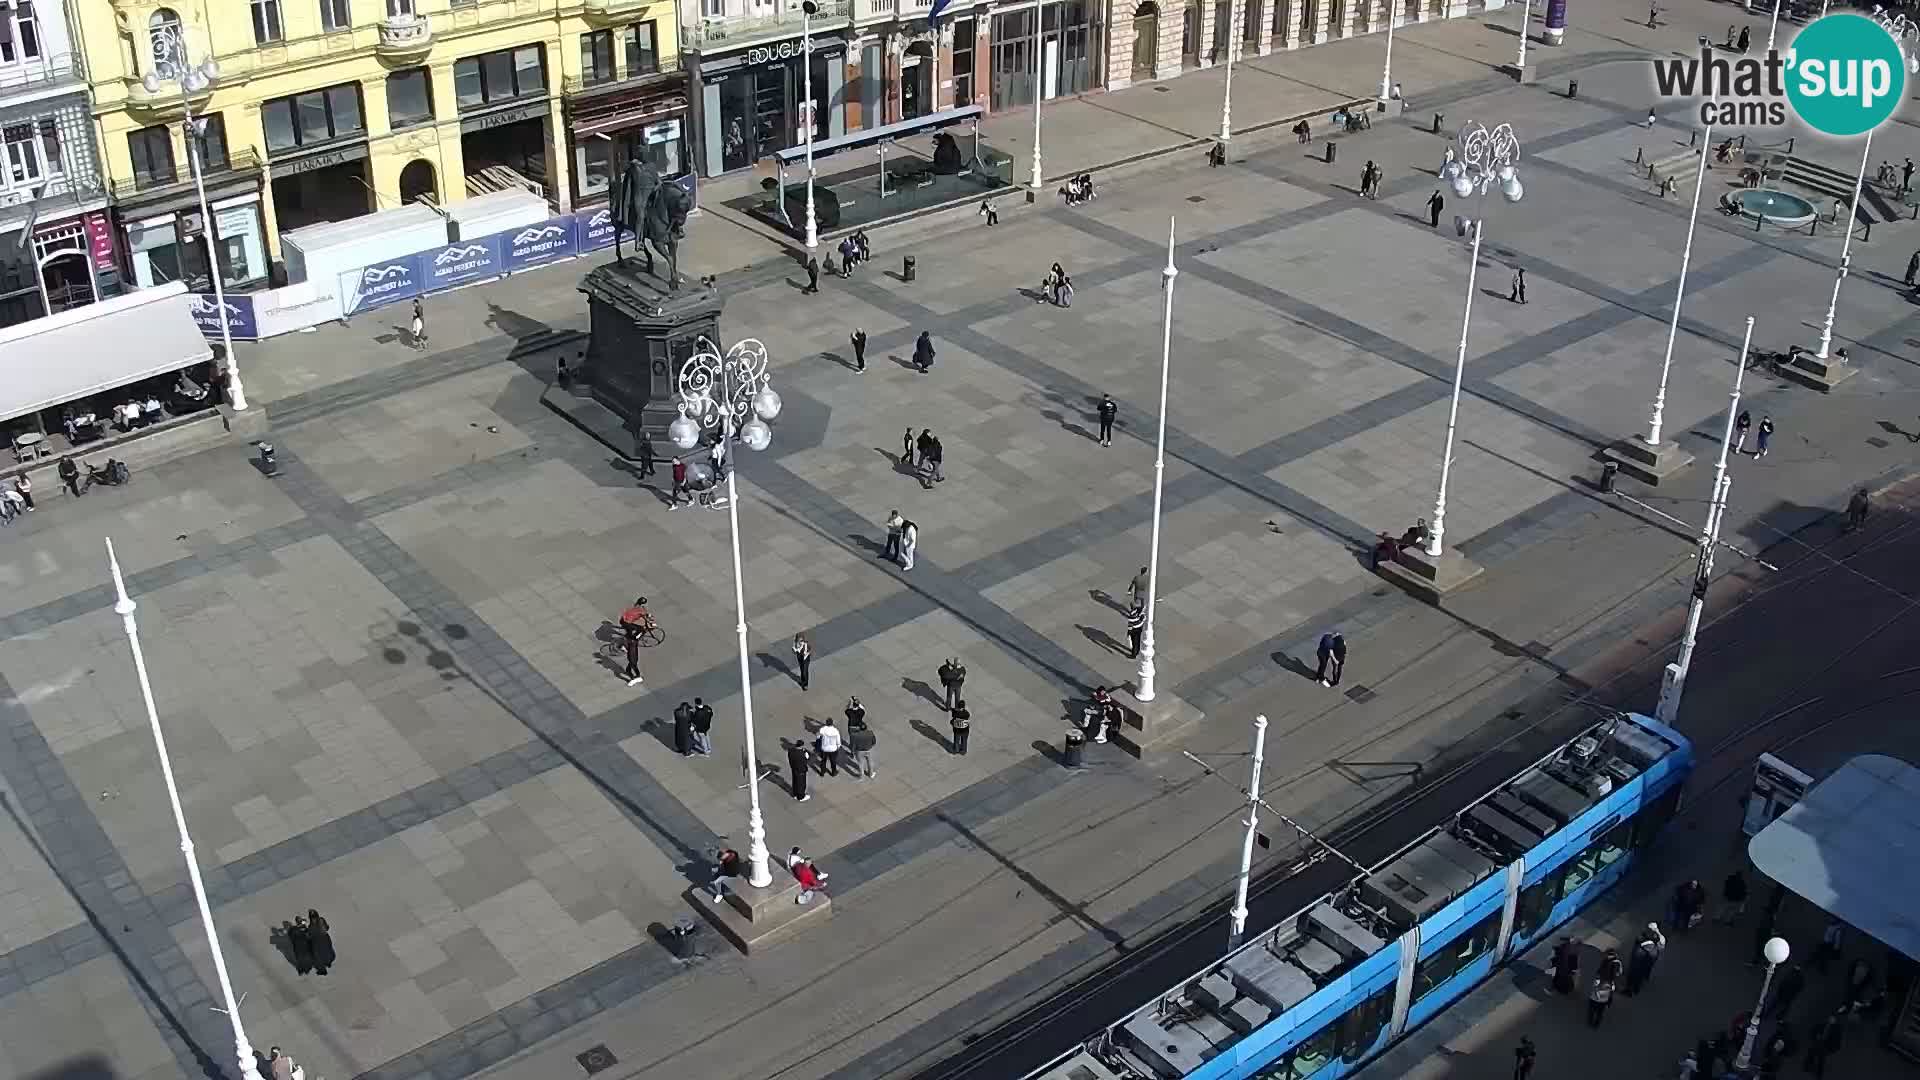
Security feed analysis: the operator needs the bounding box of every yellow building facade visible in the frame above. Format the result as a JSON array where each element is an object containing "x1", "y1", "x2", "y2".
[{"x1": 74, "y1": 0, "x2": 686, "y2": 291}]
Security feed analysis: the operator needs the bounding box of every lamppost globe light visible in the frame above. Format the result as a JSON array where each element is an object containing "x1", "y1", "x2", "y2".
[
  {"x1": 741, "y1": 418, "x2": 772, "y2": 451},
  {"x1": 142, "y1": 73, "x2": 161, "y2": 93},
  {"x1": 1451, "y1": 175, "x2": 1474, "y2": 199},
  {"x1": 1502, "y1": 177, "x2": 1524, "y2": 202},
  {"x1": 752, "y1": 387, "x2": 782, "y2": 421},
  {"x1": 668, "y1": 412, "x2": 701, "y2": 450},
  {"x1": 1496, "y1": 163, "x2": 1516, "y2": 183},
  {"x1": 1764, "y1": 937, "x2": 1791, "y2": 965}
]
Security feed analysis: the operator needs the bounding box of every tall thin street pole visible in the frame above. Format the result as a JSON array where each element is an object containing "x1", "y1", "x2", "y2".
[
  {"x1": 107, "y1": 540, "x2": 266, "y2": 1080},
  {"x1": 1645, "y1": 114, "x2": 1712, "y2": 447},
  {"x1": 1426, "y1": 218, "x2": 1484, "y2": 559},
  {"x1": 1736, "y1": 940, "x2": 1791, "y2": 1069},
  {"x1": 1816, "y1": 130, "x2": 1872, "y2": 359},
  {"x1": 185, "y1": 104, "x2": 246, "y2": 411},
  {"x1": 802, "y1": 4, "x2": 818, "y2": 250},
  {"x1": 1219, "y1": 0, "x2": 1239, "y2": 143},
  {"x1": 1136, "y1": 217, "x2": 1176, "y2": 703},
  {"x1": 1227, "y1": 714, "x2": 1269, "y2": 951},
  {"x1": 723, "y1": 394, "x2": 774, "y2": 887},
  {"x1": 1379, "y1": 0, "x2": 1398, "y2": 103},
  {"x1": 1766, "y1": 0, "x2": 1782, "y2": 52},
  {"x1": 1515, "y1": 0, "x2": 1530, "y2": 71},
  {"x1": 1655, "y1": 316, "x2": 1752, "y2": 729},
  {"x1": 1029, "y1": 0, "x2": 1044, "y2": 190}
]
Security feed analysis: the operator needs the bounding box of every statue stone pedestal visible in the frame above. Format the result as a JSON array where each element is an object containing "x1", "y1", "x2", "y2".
[{"x1": 542, "y1": 262, "x2": 719, "y2": 460}]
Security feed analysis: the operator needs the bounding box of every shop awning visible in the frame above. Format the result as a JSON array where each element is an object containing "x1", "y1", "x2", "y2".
[
  {"x1": 0, "y1": 281, "x2": 213, "y2": 425},
  {"x1": 773, "y1": 104, "x2": 984, "y2": 167}
]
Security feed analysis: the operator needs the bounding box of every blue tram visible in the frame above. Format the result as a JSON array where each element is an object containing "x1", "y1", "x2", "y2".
[{"x1": 1023, "y1": 711, "x2": 1694, "y2": 1080}]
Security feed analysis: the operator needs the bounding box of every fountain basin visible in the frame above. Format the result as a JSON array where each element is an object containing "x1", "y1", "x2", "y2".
[{"x1": 1723, "y1": 189, "x2": 1818, "y2": 228}]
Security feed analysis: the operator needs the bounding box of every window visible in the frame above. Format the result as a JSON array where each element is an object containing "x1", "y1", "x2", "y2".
[
  {"x1": 387, "y1": 0, "x2": 413, "y2": 14},
  {"x1": 1411, "y1": 910, "x2": 1501, "y2": 1002},
  {"x1": 453, "y1": 44, "x2": 546, "y2": 109},
  {"x1": 1, "y1": 1, "x2": 42, "y2": 65},
  {"x1": 1632, "y1": 788, "x2": 1681, "y2": 847},
  {"x1": 252, "y1": 0, "x2": 283, "y2": 43},
  {"x1": 575, "y1": 135, "x2": 612, "y2": 197},
  {"x1": 2, "y1": 122, "x2": 43, "y2": 187},
  {"x1": 148, "y1": 8, "x2": 181, "y2": 65},
  {"x1": 193, "y1": 113, "x2": 229, "y2": 171},
  {"x1": 128, "y1": 125, "x2": 176, "y2": 188},
  {"x1": 952, "y1": 17, "x2": 975, "y2": 106},
  {"x1": 581, "y1": 30, "x2": 615, "y2": 84},
  {"x1": 622, "y1": 20, "x2": 659, "y2": 75},
  {"x1": 1513, "y1": 867, "x2": 1567, "y2": 941},
  {"x1": 261, "y1": 83, "x2": 365, "y2": 153},
  {"x1": 703, "y1": 0, "x2": 724, "y2": 16},
  {"x1": 1338, "y1": 987, "x2": 1394, "y2": 1064},
  {"x1": 386, "y1": 67, "x2": 434, "y2": 128},
  {"x1": 319, "y1": 0, "x2": 350, "y2": 32}
]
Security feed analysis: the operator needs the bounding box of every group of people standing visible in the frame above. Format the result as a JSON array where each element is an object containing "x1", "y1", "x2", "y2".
[
  {"x1": 670, "y1": 698, "x2": 715, "y2": 755},
  {"x1": 784, "y1": 696, "x2": 882, "y2": 802},
  {"x1": 908, "y1": 427, "x2": 947, "y2": 489},
  {"x1": 275, "y1": 910, "x2": 336, "y2": 976},
  {"x1": 1040, "y1": 263, "x2": 1075, "y2": 307}
]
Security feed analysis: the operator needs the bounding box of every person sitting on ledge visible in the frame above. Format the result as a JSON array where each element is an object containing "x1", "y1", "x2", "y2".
[
  {"x1": 1372, "y1": 533, "x2": 1402, "y2": 571},
  {"x1": 1399, "y1": 518, "x2": 1431, "y2": 550}
]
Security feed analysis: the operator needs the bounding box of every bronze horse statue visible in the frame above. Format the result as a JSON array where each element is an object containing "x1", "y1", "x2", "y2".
[{"x1": 610, "y1": 160, "x2": 692, "y2": 290}]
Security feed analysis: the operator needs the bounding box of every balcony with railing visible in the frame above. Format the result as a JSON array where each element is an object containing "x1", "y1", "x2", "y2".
[
  {"x1": 561, "y1": 53, "x2": 683, "y2": 97},
  {"x1": 107, "y1": 148, "x2": 264, "y2": 203},
  {"x1": 376, "y1": 14, "x2": 434, "y2": 59},
  {"x1": 682, "y1": 0, "x2": 851, "y2": 52},
  {"x1": 0, "y1": 53, "x2": 87, "y2": 101},
  {"x1": 855, "y1": 0, "x2": 931, "y2": 23}
]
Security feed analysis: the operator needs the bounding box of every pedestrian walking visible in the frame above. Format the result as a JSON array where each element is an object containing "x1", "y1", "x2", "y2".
[
  {"x1": 1124, "y1": 599, "x2": 1146, "y2": 658},
  {"x1": 1294, "y1": 118, "x2": 1312, "y2": 144},
  {"x1": 849, "y1": 716, "x2": 877, "y2": 778},
  {"x1": 1586, "y1": 973, "x2": 1616, "y2": 1027},
  {"x1": 814, "y1": 718, "x2": 842, "y2": 776},
  {"x1": 1736, "y1": 24, "x2": 1750, "y2": 52},
  {"x1": 786, "y1": 740, "x2": 811, "y2": 801},
  {"x1": 1314, "y1": 631, "x2": 1347, "y2": 687},
  {"x1": 1427, "y1": 190, "x2": 1445, "y2": 228},
  {"x1": 57, "y1": 456, "x2": 83, "y2": 497},
  {"x1": 671, "y1": 457, "x2": 688, "y2": 504},
  {"x1": 792, "y1": 632, "x2": 813, "y2": 690},
  {"x1": 692, "y1": 697, "x2": 714, "y2": 755},
  {"x1": 1904, "y1": 157, "x2": 1915, "y2": 193},
  {"x1": 1208, "y1": 141, "x2": 1227, "y2": 167},
  {"x1": 290, "y1": 915, "x2": 314, "y2": 975},
  {"x1": 410, "y1": 297, "x2": 428, "y2": 349},
  {"x1": 1550, "y1": 937, "x2": 1579, "y2": 993},
  {"x1": 900, "y1": 516, "x2": 918, "y2": 570},
  {"x1": 1509, "y1": 266, "x2": 1527, "y2": 304},
  {"x1": 950, "y1": 698, "x2": 971, "y2": 754},
  {"x1": 1814, "y1": 917, "x2": 1845, "y2": 972},
  {"x1": 851, "y1": 327, "x2": 868, "y2": 372},
  {"x1": 979, "y1": 198, "x2": 1000, "y2": 226},
  {"x1": 913, "y1": 331, "x2": 935, "y2": 374},
  {"x1": 903, "y1": 427, "x2": 916, "y2": 463},
  {"x1": 13, "y1": 473, "x2": 31, "y2": 511},
  {"x1": 1755, "y1": 415, "x2": 1774, "y2": 457},
  {"x1": 838, "y1": 235, "x2": 858, "y2": 276},
  {"x1": 928, "y1": 435, "x2": 945, "y2": 484},
  {"x1": 619, "y1": 597, "x2": 649, "y2": 686},
  {"x1": 938, "y1": 657, "x2": 967, "y2": 711},
  {"x1": 1846, "y1": 488, "x2": 1871, "y2": 532},
  {"x1": 1734, "y1": 409, "x2": 1752, "y2": 453},
  {"x1": 1513, "y1": 1036, "x2": 1537, "y2": 1080},
  {"x1": 1907, "y1": 251, "x2": 1919, "y2": 287},
  {"x1": 884, "y1": 508, "x2": 905, "y2": 561},
  {"x1": 915, "y1": 428, "x2": 933, "y2": 470},
  {"x1": 308, "y1": 910, "x2": 334, "y2": 975},
  {"x1": 1127, "y1": 566, "x2": 1149, "y2": 608},
  {"x1": 1626, "y1": 922, "x2": 1665, "y2": 995},
  {"x1": 1768, "y1": 963, "x2": 1806, "y2": 1018},
  {"x1": 1097, "y1": 393, "x2": 1118, "y2": 446},
  {"x1": 268, "y1": 1048, "x2": 296, "y2": 1080},
  {"x1": 1646, "y1": 106, "x2": 1658, "y2": 128},
  {"x1": 1803, "y1": 1008, "x2": 1844, "y2": 1078},
  {"x1": 672, "y1": 701, "x2": 695, "y2": 756},
  {"x1": 804, "y1": 255, "x2": 821, "y2": 294},
  {"x1": 1673, "y1": 878, "x2": 1707, "y2": 931},
  {"x1": 1359, "y1": 160, "x2": 1375, "y2": 198},
  {"x1": 637, "y1": 432, "x2": 657, "y2": 478}
]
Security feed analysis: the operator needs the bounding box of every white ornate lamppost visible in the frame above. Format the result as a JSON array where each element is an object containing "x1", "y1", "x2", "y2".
[
  {"x1": 1220, "y1": 0, "x2": 1241, "y2": 144},
  {"x1": 1635, "y1": 51, "x2": 1715, "y2": 468},
  {"x1": 802, "y1": 0, "x2": 820, "y2": 250},
  {"x1": 106, "y1": 539, "x2": 266, "y2": 1080},
  {"x1": 1136, "y1": 218, "x2": 1177, "y2": 703},
  {"x1": 1427, "y1": 122, "x2": 1524, "y2": 561},
  {"x1": 1514, "y1": 0, "x2": 1531, "y2": 74},
  {"x1": 145, "y1": 23, "x2": 246, "y2": 411},
  {"x1": 1379, "y1": 0, "x2": 1401, "y2": 105},
  {"x1": 668, "y1": 338, "x2": 783, "y2": 889},
  {"x1": 1029, "y1": 0, "x2": 1047, "y2": 190},
  {"x1": 1735, "y1": 937, "x2": 1792, "y2": 1070}
]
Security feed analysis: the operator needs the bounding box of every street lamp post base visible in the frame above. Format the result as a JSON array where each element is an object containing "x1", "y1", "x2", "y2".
[
  {"x1": 1377, "y1": 98, "x2": 1406, "y2": 117},
  {"x1": 1774, "y1": 349, "x2": 1859, "y2": 394},
  {"x1": 1109, "y1": 688, "x2": 1204, "y2": 759},
  {"x1": 688, "y1": 874, "x2": 833, "y2": 954},
  {"x1": 1379, "y1": 545, "x2": 1486, "y2": 602},
  {"x1": 1604, "y1": 434, "x2": 1696, "y2": 486},
  {"x1": 1506, "y1": 62, "x2": 1535, "y2": 84}
]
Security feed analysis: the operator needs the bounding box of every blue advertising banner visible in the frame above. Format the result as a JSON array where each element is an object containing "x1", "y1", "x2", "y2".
[
  {"x1": 575, "y1": 206, "x2": 618, "y2": 251},
  {"x1": 341, "y1": 254, "x2": 424, "y2": 315},
  {"x1": 189, "y1": 293, "x2": 259, "y2": 340},
  {"x1": 423, "y1": 236, "x2": 504, "y2": 290},
  {"x1": 501, "y1": 216, "x2": 578, "y2": 271},
  {"x1": 1544, "y1": 0, "x2": 1567, "y2": 37}
]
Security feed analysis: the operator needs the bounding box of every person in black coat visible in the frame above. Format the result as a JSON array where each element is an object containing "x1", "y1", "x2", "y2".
[
  {"x1": 289, "y1": 916, "x2": 315, "y2": 975},
  {"x1": 672, "y1": 701, "x2": 695, "y2": 756},
  {"x1": 692, "y1": 698, "x2": 714, "y2": 756},
  {"x1": 1427, "y1": 190, "x2": 1446, "y2": 228},
  {"x1": 804, "y1": 255, "x2": 820, "y2": 294},
  {"x1": 308, "y1": 909, "x2": 335, "y2": 975},
  {"x1": 637, "y1": 433, "x2": 657, "y2": 478},
  {"x1": 851, "y1": 328, "x2": 868, "y2": 372},
  {"x1": 937, "y1": 658, "x2": 966, "y2": 711},
  {"x1": 913, "y1": 332, "x2": 935, "y2": 373},
  {"x1": 949, "y1": 698, "x2": 971, "y2": 755},
  {"x1": 786, "y1": 740, "x2": 811, "y2": 801},
  {"x1": 1097, "y1": 394, "x2": 1118, "y2": 446}
]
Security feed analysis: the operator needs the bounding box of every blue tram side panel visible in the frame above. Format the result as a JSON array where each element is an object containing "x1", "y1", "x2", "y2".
[{"x1": 1027, "y1": 712, "x2": 1693, "y2": 1080}]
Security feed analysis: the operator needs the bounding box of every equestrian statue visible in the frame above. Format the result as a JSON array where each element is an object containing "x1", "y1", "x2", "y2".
[{"x1": 610, "y1": 159, "x2": 693, "y2": 290}]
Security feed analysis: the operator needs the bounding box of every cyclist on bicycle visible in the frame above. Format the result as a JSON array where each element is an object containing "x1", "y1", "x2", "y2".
[{"x1": 618, "y1": 597, "x2": 651, "y2": 686}]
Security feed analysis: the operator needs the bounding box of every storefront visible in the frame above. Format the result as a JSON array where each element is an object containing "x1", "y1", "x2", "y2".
[
  {"x1": 990, "y1": 0, "x2": 1099, "y2": 110},
  {"x1": 262, "y1": 82, "x2": 375, "y2": 235},
  {"x1": 0, "y1": 206, "x2": 119, "y2": 329},
  {"x1": 124, "y1": 193, "x2": 272, "y2": 294},
  {"x1": 564, "y1": 77, "x2": 690, "y2": 204},
  {"x1": 456, "y1": 44, "x2": 558, "y2": 198},
  {"x1": 696, "y1": 34, "x2": 848, "y2": 177}
]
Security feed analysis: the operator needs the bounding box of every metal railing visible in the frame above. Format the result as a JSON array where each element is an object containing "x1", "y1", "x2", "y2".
[
  {"x1": 0, "y1": 53, "x2": 86, "y2": 94},
  {"x1": 682, "y1": 0, "x2": 851, "y2": 49},
  {"x1": 856, "y1": 0, "x2": 930, "y2": 20},
  {"x1": 377, "y1": 13, "x2": 432, "y2": 48},
  {"x1": 107, "y1": 148, "x2": 263, "y2": 201}
]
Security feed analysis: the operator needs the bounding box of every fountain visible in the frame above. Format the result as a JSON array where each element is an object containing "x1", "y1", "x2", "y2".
[{"x1": 1723, "y1": 189, "x2": 1818, "y2": 228}]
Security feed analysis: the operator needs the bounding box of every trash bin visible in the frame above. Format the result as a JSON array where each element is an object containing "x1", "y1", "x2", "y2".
[
  {"x1": 903, "y1": 254, "x2": 917, "y2": 282},
  {"x1": 665, "y1": 917, "x2": 698, "y2": 960},
  {"x1": 1326, "y1": 141, "x2": 1338, "y2": 165},
  {"x1": 1064, "y1": 729, "x2": 1085, "y2": 767},
  {"x1": 259, "y1": 442, "x2": 279, "y2": 477},
  {"x1": 1600, "y1": 460, "x2": 1619, "y2": 494},
  {"x1": 1568, "y1": 79, "x2": 1579, "y2": 99}
]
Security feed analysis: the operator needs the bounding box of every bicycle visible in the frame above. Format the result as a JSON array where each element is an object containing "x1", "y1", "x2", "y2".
[{"x1": 598, "y1": 618, "x2": 665, "y2": 666}]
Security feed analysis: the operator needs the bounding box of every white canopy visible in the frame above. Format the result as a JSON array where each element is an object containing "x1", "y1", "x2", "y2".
[{"x1": 0, "y1": 282, "x2": 214, "y2": 425}]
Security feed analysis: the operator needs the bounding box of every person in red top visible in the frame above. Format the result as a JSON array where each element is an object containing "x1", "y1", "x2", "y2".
[
  {"x1": 618, "y1": 598, "x2": 649, "y2": 686},
  {"x1": 788, "y1": 846, "x2": 829, "y2": 904},
  {"x1": 671, "y1": 457, "x2": 688, "y2": 504}
]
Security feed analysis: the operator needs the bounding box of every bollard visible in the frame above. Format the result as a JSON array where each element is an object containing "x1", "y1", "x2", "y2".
[
  {"x1": 1327, "y1": 140, "x2": 1338, "y2": 164},
  {"x1": 903, "y1": 254, "x2": 917, "y2": 282},
  {"x1": 1433, "y1": 112, "x2": 1445, "y2": 134},
  {"x1": 1600, "y1": 461, "x2": 1619, "y2": 494},
  {"x1": 259, "y1": 442, "x2": 280, "y2": 477},
  {"x1": 1568, "y1": 78, "x2": 1579, "y2": 98},
  {"x1": 1064, "y1": 729, "x2": 1085, "y2": 767}
]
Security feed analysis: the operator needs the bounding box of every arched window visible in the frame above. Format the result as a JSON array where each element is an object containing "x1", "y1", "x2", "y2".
[
  {"x1": 149, "y1": 8, "x2": 182, "y2": 64},
  {"x1": 398, "y1": 159, "x2": 436, "y2": 204}
]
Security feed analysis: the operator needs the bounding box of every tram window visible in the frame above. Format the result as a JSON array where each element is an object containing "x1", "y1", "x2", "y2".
[
  {"x1": 1338, "y1": 986, "x2": 1394, "y2": 1064},
  {"x1": 1563, "y1": 821, "x2": 1631, "y2": 893},
  {"x1": 1412, "y1": 910, "x2": 1501, "y2": 1002},
  {"x1": 1279, "y1": 1021, "x2": 1340, "y2": 1079},
  {"x1": 1633, "y1": 788, "x2": 1681, "y2": 847},
  {"x1": 1514, "y1": 867, "x2": 1566, "y2": 939}
]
